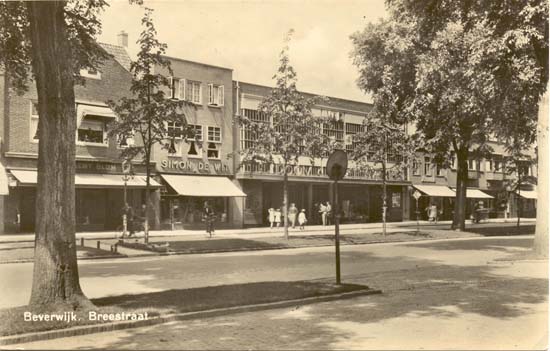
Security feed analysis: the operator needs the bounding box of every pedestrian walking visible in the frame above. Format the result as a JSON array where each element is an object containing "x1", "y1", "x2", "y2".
[
  {"x1": 203, "y1": 201, "x2": 216, "y2": 237},
  {"x1": 428, "y1": 203, "x2": 438, "y2": 222},
  {"x1": 121, "y1": 203, "x2": 135, "y2": 237},
  {"x1": 288, "y1": 203, "x2": 298, "y2": 229},
  {"x1": 298, "y1": 209, "x2": 307, "y2": 230},
  {"x1": 319, "y1": 202, "x2": 327, "y2": 226},
  {"x1": 274, "y1": 208, "x2": 282, "y2": 227},
  {"x1": 267, "y1": 208, "x2": 275, "y2": 229}
]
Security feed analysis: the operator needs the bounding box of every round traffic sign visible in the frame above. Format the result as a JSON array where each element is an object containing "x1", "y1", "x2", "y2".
[{"x1": 326, "y1": 150, "x2": 348, "y2": 180}]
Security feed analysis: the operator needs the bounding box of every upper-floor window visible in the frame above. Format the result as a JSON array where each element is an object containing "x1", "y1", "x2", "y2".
[
  {"x1": 206, "y1": 126, "x2": 221, "y2": 159},
  {"x1": 77, "y1": 118, "x2": 107, "y2": 145},
  {"x1": 436, "y1": 163, "x2": 445, "y2": 177},
  {"x1": 169, "y1": 77, "x2": 185, "y2": 100},
  {"x1": 117, "y1": 132, "x2": 134, "y2": 149},
  {"x1": 186, "y1": 80, "x2": 202, "y2": 104},
  {"x1": 495, "y1": 160, "x2": 502, "y2": 172},
  {"x1": 186, "y1": 124, "x2": 203, "y2": 158},
  {"x1": 424, "y1": 157, "x2": 432, "y2": 176},
  {"x1": 449, "y1": 155, "x2": 456, "y2": 170},
  {"x1": 344, "y1": 122, "x2": 363, "y2": 153},
  {"x1": 485, "y1": 159, "x2": 493, "y2": 172},
  {"x1": 412, "y1": 160, "x2": 420, "y2": 176},
  {"x1": 207, "y1": 126, "x2": 222, "y2": 143},
  {"x1": 468, "y1": 159, "x2": 480, "y2": 171},
  {"x1": 167, "y1": 121, "x2": 184, "y2": 139},
  {"x1": 208, "y1": 84, "x2": 224, "y2": 106},
  {"x1": 30, "y1": 101, "x2": 39, "y2": 141}
]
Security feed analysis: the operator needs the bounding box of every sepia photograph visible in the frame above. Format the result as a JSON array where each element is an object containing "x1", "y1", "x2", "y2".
[{"x1": 0, "y1": 0, "x2": 548, "y2": 349}]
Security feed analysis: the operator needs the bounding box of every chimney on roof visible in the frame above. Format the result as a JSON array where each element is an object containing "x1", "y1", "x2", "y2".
[{"x1": 117, "y1": 30, "x2": 128, "y2": 48}]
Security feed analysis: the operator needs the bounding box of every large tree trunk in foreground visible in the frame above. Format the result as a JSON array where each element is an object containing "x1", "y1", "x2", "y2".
[
  {"x1": 452, "y1": 147, "x2": 468, "y2": 231},
  {"x1": 27, "y1": 1, "x2": 90, "y2": 309},
  {"x1": 534, "y1": 90, "x2": 548, "y2": 258}
]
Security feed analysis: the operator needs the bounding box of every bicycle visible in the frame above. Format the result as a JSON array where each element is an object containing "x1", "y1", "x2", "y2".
[{"x1": 116, "y1": 219, "x2": 145, "y2": 239}]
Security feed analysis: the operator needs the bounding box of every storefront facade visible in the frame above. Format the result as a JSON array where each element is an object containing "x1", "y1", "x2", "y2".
[
  {"x1": 0, "y1": 38, "x2": 156, "y2": 233},
  {"x1": 153, "y1": 57, "x2": 246, "y2": 230},
  {"x1": 5, "y1": 159, "x2": 158, "y2": 233},
  {"x1": 409, "y1": 144, "x2": 537, "y2": 220},
  {"x1": 234, "y1": 82, "x2": 411, "y2": 226}
]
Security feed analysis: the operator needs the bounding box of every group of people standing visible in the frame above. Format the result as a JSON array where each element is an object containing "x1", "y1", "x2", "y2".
[
  {"x1": 267, "y1": 201, "x2": 334, "y2": 229},
  {"x1": 267, "y1": 203, "x2": 308, "y2": 230}
]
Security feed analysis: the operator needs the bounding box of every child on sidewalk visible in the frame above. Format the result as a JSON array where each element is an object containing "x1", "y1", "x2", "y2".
[{"x1": 298, "y1": 209, "x2": 307, "y2": 230}]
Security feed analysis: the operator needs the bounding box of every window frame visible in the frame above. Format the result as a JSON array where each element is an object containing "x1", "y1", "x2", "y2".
[
  {"x1": 207, "y1": 126, "x2": 222, "y2": 143},
  {"x1": 206, "y1": 142, "x2": 220, "y2": 159},
  {"x1": 167, "y1": 121, "x2": 185, "y2": 140},
  {"x1": 76, "y1": 118, "x2": 108, "y2": 147},
  {"x1": 186, "y1": 80, "x2": 202, "y2": 104},
  {"x1": 208, "y1": 84, "x2": 224, "y2": 107},
  {"x1": 30, "y1": 101, "x2": 39, "y2": 143},
  {"x1": 424, "y1": 157, "x2": 433, "y2": 177}
]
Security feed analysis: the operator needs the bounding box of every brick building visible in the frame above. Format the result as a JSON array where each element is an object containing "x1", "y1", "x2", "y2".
[{"x1": 0, "y1": 33, "x2": 160, "y2": 233}]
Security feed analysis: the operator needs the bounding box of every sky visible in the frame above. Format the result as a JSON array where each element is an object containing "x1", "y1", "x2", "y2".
[{"x1": 98, "y1": 0, "x2": 389, "y2": 103}]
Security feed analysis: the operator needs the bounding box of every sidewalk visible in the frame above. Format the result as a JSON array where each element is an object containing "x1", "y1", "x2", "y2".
[{"x1": 0, "y1": 217, "x2": 536, "y2": 243}]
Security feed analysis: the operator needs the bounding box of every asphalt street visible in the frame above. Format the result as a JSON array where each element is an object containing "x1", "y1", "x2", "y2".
[{"x1": 2, "y1": 236, "x2": 547, "y2": 349}]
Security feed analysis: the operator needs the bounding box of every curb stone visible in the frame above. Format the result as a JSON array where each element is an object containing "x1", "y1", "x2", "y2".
[
  {"x1": 0, "y1": 288, "x2": 382, "y2": 346},
  {"x1": 0, "y1": 233, "x2": 489, "y2": 264},
  {"x1": 0, "y1": 254, "x2": 128, "y2": 265}
]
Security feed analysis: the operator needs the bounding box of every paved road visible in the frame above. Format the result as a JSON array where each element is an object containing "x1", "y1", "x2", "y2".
[{"x1": 3, "y1": 236, "x2": 547, "y2": 350}]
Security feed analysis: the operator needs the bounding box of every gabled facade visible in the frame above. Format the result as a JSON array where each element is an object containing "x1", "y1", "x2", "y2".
[{"x1": 0, "y1": 38, "x2": 158, "y2": 233}]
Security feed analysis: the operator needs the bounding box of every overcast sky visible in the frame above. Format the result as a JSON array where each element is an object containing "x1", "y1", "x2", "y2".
[{"x1": 98, "y1": 0, "x2": 388, "y2": 103}]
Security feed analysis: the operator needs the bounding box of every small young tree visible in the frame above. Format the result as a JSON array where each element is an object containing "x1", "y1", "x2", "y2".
[
  {"x1": 235, "y1": 30, "x2": 330, "y2": 240},
  {"x1": 107, "y1": 8, "x2": 194, "y2": 243},
  {"x1": 350, "y1": 71, "x2": 416, "y2": 235}
]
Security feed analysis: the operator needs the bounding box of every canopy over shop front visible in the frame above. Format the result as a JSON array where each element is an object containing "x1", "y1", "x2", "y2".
[
  {"x1": 161, "y1": 174, "x2": 246, "y2": 197},
  {"x1": 516, "y1": 190, "x2": 538, "y2": 199},
  {"x1": 413, "y1": 184, "x2": 456, "y2": 197},
  {"x1": 465, "y1": 188, "x2": 493, "y2": 199},
  {"x1": 10, "y1": 170, "x2": 161, "y2": 188}
]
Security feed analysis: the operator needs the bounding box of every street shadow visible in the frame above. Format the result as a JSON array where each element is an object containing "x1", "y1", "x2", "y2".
[
  {"x1": 91, "y1": 280, "x2": 369, "y2": 314},
  {"x1": 68, "y1": 238, "x2": 548, "y2": 350},
  {"x1": 402, "y1": 237, "x2": 533, "y2": 252}
]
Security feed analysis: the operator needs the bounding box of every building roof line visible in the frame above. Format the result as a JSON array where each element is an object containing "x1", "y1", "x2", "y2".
[
  {"x1": 236, "y1": 80, "x2": 373, "y2": 109},
  {"x1": 161, "y1": 55, "x2": 233, "y2": 72}
]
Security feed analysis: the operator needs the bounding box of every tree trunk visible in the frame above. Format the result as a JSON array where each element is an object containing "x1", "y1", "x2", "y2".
[
  {"x1": 27, "y1": 1, "x2": 91, "y2": 309},
  {"x1": 534, "y1": 90, "x2": 548, "y2": 258},
  {"x1": 516, "y1": 170, "x2": 521, "y2": 233},
  {"x1": 382, "y1": 160, "x2": 387, "y2": 236},
  {"x1": 144, "y1": 87, "x2": 152, "y2": 243},
  {"x1": 283, "y1": 164, "x2": 289, "y2": 240},
  {"x1": 452, "y1": 147, "x2": 468, "y2": 231}
]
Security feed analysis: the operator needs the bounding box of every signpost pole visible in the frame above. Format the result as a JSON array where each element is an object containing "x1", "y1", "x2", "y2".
[
  {"x1": 327, "y1": 150, "x2": 347, "y2": 286},
  {"x1": 122, "y1": 175, "x2": 128, "y2": 238},
  {"x1": 334, "y1": 177, "x2": 341, "y2": 285},
  {"x1": 415, "y1": 197, "x2": 419, "y2": 234},
  {"x1": 413, "y1": 190, "x2": 421, "y2": 235}
]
